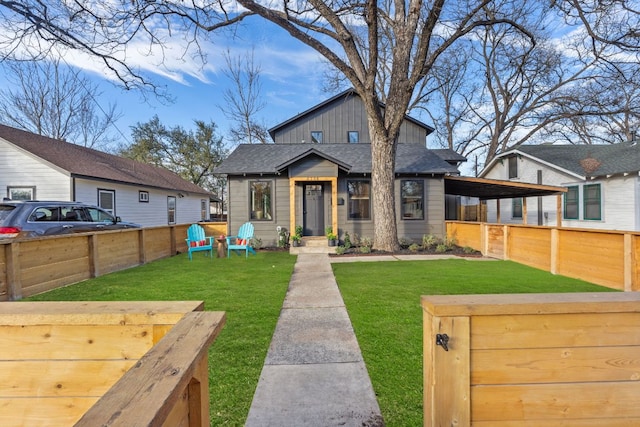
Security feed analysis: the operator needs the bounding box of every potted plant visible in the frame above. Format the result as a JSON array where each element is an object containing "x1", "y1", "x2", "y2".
[
  {"x1": 325, "y1": 226, "x2": 337, "y2": 246},
  {"x1": 291, "y1": 234, "x2": 301, "y2": 247}
]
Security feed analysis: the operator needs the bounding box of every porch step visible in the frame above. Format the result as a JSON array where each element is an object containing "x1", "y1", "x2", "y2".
[{"x1": 289, "y1": 237, "x2": 337, "y2": 255}]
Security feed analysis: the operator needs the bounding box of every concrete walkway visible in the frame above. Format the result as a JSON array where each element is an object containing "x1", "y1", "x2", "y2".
[{"x1": 245, "y1": 253, "x2": 384, "y2": 426}]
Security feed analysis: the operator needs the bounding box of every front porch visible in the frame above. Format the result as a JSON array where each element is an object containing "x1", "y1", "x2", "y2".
[{"x1": 289, "y1": 236, "x2": 337, "y2": 255}]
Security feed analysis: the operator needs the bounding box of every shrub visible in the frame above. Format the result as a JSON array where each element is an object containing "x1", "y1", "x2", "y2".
[
  {"x1": 343, "y1": 232, "x2": 352, "y2": 249},
  {"x1": 422, "y1": 234, "x2": 439, "y2": 248},
  {"x1": 463, "y1": 246, "x2": 476, "y2": 254},
  {"x1": 360, "y1": 236, "x2": 372, "y2": 250},
  {"x1": 335, "y1": 245, "x2": 346, "y2": 255},
  {"x1": 359, "y1": 245, "x2": 371, "y2": 254},
  {"x1": 408, "y1": 243, "x2": 420, "y2": 252},
  {"x1": 398, "y1": 237, "x2": 412, "y2": 248},
  {"x1": 435, "y1": 243, "x2": 448, "y2": 253},
  {"x1": 250, "y1": 237, "x2": 263, "y2": 249}
]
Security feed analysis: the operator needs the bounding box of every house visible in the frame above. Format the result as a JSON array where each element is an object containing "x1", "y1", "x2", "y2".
[
  {"x1": 215, "y1": 89, "x2": 467, "y2": 246},
  {"x1": 480, "y1": 142, "x2": 640, "y2": 231},
  {"x1": 0, "y1": 124, "x2": 216, "y2": 227}
]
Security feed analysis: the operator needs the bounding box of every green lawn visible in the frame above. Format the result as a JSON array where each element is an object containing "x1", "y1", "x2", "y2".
[
  {"x1": 25, "y1": 253, "x2": 613, "y2": 426},
  {"x1": 332, "y1": 259, "x2": 615, "y2": 426}
]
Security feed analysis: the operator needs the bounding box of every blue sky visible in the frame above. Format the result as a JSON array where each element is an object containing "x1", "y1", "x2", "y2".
[{"x1": 81, "y1": 19, "x2": 337, "y2": 149}]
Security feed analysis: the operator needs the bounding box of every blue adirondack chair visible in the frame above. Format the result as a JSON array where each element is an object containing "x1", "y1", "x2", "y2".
[
  {"x1": 185, "y1": 224, "x2": 214, "y2": 260},
  {"x1": 226, "y1": 222, "x2": 257, "y2": 258}
]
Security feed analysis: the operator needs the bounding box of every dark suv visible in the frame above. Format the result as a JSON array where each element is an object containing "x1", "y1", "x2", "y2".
[{"x1": 0, "y1": 200, "x2": 140, "y2": 239}]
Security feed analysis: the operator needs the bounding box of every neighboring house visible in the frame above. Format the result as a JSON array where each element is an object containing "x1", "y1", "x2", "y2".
[
  {"x1": 0, "y1": 124, "x2": 217, "y2": 227},
  {"x1": 480, "y1": 142, "x2": 640, "y2": 231},
  {"x1": 215, "y1": 89, "x2": 466, "y2": 246}
]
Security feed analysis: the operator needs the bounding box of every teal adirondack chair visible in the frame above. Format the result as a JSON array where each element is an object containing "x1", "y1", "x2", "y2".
[
  {"x1": 226, "y1": 222, "x2": 257, "y2": 258},
  {"x1": 185, "y1": 224, "x2": 214, "y2": 260}
]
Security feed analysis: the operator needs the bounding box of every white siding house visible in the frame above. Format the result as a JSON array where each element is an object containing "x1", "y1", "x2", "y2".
[
  {"x1": 480, "y1": 143, "x2": 640, "y2": 231},
  {"x1": 0, "y1": 125, "x2": 215, "y2": 227}
]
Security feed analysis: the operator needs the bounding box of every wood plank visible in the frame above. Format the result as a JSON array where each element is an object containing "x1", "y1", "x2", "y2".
[
  {"x1": 473, "y1": 418, "x2": 640, "y2": 426},
  {"x1": 0, "y1": 397, "x2": 99, "y2": 427},
  {"x1": 0, "y1": 301, "x2": 204, "y2": 322},
  {"x1": 472, "y1": 346, "x2": 640, "y2": 385},
  {"x1": 421, "y1": 293, "x2": 640, "y2": 317},
  {"x1": 472, "y1": 382, "x2": 640, "y2": 421},
  {"x1": 75, "y1": 311, "x2": 226, "y2": 427},
  {"x1": 0, "y1": 360, "x2": 136, "y2": 397},
  {"x1": 424, "y1": 315, "x2": 470, "y2": 427},
  {"x1": 472, "y1": 313, "x2": 640, "y2": 349},
  {"x1": 0, "y1": 325, "x2": 154, "y2": 360}
]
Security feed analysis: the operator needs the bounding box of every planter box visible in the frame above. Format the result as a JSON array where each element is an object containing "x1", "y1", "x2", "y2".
[
  {"x1": 0, "y1": 301, "x2": 225, "y2": 427},
  {"x1": 422, "y1": 292, "x2": 640, "y2": 426}
]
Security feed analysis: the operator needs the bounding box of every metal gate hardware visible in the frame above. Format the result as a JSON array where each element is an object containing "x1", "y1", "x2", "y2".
[{"x1": 435, "y1": 333, "x2": 449, "y2": 351}]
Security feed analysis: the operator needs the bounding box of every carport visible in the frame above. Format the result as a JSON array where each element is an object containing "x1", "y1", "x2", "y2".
[{"x1": 444, "y1": 176, "x2": 567, "y2": 225}]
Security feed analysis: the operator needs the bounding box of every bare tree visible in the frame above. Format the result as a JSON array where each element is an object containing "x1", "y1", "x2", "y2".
[
  {"x1": 220, "y1": 49, "x2": 270, "y2": 144},
  {"x1": 1, "y1": 0, "x2": 637, "y2": 250},
  {"x1": 0, "y1": 59, "x2": 121, "y2": 148}
]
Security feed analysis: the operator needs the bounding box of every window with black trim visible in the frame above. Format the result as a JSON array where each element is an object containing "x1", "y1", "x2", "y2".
[
  {"x1": 512, "y1": 197, "x2": 523, "y2": 219},
  {"x1": 348, "y1": 131, "x2": 359, "y2": 143},
  {"x1": 563, "y1": 186, "x2": 579, "y2": 219},
  {"x1": 250, "y1": 181, "x2": 272, "y2": 221},
  {"x1": 167, "y1": 196, "x2": 176, "y2": 224},
  {"x1": 584, "y1": 184, "x2": 601, "y2": 220},
  {"x1": 347, "y1": 180, "x2": 371, "y2": 219},
  {"x1": 139, "y1": 191, "x2": 149, "y2": 203},
  {"x1": 508, "y1": 156, "x2": 518, "y2": 179},
  {"x1": 401, "y1": 180, "x2": 424, "y2": 219},
  {"x1": 7, "y1": 186, "x2": 35, "y2": 200},
  {"x1": 311, "y1": 131, "x2": 323, "y2": 144}
]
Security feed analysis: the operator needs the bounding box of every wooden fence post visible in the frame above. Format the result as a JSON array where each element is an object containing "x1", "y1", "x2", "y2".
[
  {"x1": 550, "y1": 228, "x2": 559, "y2": 275},
  {"x1": 624, "y1": 233, "x2": 632, "y2": 292},
  {"x1": 5, "y1": 242, "x2": 22, "y2": 301}
]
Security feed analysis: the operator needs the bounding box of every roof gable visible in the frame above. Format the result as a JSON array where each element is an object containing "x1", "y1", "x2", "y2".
[
  {"x1": 0, "y1": 124, "x2": 210, "y2": 195},
  {"x1": 268, "y1": 89, "x2": 434, "y2": 141},
  {"x1": 482, "y1": 143, "x2": 640, "y2": 179}
]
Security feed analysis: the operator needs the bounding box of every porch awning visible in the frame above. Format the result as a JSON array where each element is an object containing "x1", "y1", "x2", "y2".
[{"x1": 444, "y1": 176, "x2": 567, "y2": 200}]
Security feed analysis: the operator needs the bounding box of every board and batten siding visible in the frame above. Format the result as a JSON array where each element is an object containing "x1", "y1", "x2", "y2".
[
  {"x1": 0, "y1": 140, "x2": 71, "y2": 200},
  {"x1": 74, "y1": 178, "x2": 208, "y2": 228},
  {"x1": 273, "y1": 95, "x2": 427, "y2": 145},
  {"x1": 227, "y1": 176, "x2": 290, "y2": 247}
]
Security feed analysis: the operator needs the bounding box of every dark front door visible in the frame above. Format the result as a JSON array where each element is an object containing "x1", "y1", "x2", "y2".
[{"x1": 303, "y1": 184, "x2": 324, "y2": 236}]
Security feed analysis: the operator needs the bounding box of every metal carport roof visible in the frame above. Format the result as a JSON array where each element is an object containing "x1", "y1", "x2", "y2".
[{"x1": 444, "y1": 176, "x2": 567, "y2": 200}]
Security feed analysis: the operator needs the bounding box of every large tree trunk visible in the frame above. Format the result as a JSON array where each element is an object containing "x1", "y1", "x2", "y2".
[{"x1": 369, "y1": 120, "x2": 401, "y2": 252}]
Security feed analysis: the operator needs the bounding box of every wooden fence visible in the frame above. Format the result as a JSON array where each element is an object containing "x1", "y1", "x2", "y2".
[
  {"x1": 446, "y1": 221, "x2": 639, "y2": 291},
  {"x1": 0, "y1": 301, "x2": 226, "y2": 426},
  {"x1": 422, "y1": 292, "x2": 640, "y2": 426},
  {"x1": 0, "y1": 222, "x2": 227, "y2": 301}
]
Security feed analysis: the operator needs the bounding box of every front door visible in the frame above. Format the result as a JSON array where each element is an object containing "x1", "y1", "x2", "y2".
[{"x1": 303, "y1": 184, "x2": 324, "y2": 236}]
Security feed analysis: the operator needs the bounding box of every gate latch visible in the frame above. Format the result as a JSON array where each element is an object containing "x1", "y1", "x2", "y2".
[{"x1": 435, "y1": 333, "x2": 449, "y2": 351}]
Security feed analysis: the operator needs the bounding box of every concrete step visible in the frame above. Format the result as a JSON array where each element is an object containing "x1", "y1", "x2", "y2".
[{"x1": 289, "y1": 237, "x2": 337, "y2": 255}]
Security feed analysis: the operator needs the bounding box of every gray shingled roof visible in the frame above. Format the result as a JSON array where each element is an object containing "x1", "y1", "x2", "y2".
[
  {"x1": 513, "y1": 143, "x2": 640, "y2": 178},
  {"x1": 0, "y1": 124, "x2": 212, "y2": 195},
  {"x1": 431, "y1": 149, "x2": 468, "y2": 163},
  {"x1": 215, "y1": 143, "x2": 460, "y2": 175}
]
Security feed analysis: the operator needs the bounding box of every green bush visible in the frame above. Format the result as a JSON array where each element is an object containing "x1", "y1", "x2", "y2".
[
  {"x1": 408, "y1": 243, "x2": 420, "y2": 252},
  {"x1": 435, "y1": 243, "x2": 448, "y2": 253},
  {"x1": 335, "y1": 245, "x2": 346, "y2": 255},
  {"x1": 422, "y1": 234, "x2": 439, "y2": 248}
]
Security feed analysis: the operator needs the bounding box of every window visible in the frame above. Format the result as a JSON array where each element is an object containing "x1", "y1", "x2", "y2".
[
  {"x1": 348, "y1": 131, "x2": 359, "y2": 143},
  {"x1": 251, "y1": 181, "x2": 272, "y2": 221},
  {"x1": 347, "y1": 180, "x2": 371, "y2": 219},
  {"x1": 512, "y1": 198, "x2": 523, "y2": 219},
  {"x1": 508, "y1": 156, "x2": 518, "y2": 179},
  {"x1": 98, "y1": 189, "x2": 115, "y2": 215},
  {"x1": 7, "y1": 186, "x2": 35, "y2": 200},
  {"x1": 311, "y1": 131, "x2": 323, "y2": 144},
  {"x1": 564, "y1": 186, "x2": 579, "y2": 219},
  {"x1": 167, "y1": 196, "x2": 176, "y2": 224},
  {"x1": 401, "y1": 180, "x2": 424, "y2": 220},
  {"x1": 584, "y1": 184, "x2": 601, "y2": 220},
  {"x1": 201, "y1": 199, "x2": 208, "y2": 221},
  {"x1": 139, "y1": 191, "x2": 149, "y2": 203}
]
